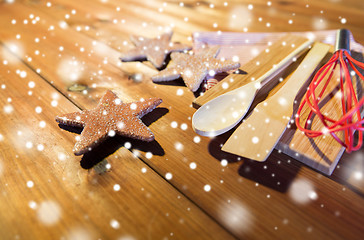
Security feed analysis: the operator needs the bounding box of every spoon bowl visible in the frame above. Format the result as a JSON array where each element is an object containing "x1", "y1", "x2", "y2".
[{"x1": 192, "y1": 81, "x2": 256, "y2": 136}]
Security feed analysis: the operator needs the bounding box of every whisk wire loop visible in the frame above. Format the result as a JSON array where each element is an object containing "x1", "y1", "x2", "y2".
[{"x1": 295, "y1": 32, "x2": 364, "y2": 152}]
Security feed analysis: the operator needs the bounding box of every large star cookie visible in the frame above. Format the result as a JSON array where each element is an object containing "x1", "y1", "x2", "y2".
[
  {"x1": 151, "y1": 46, "x2": 240, "y2": 92},
  {"x1": 56, "y1": 90, "x2": 162, "y2": 155},
  {"x1": 120, "y1": 32, "x2": 191, "y2": 69}
]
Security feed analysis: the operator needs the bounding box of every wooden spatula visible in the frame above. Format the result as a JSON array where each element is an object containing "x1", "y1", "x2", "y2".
[{"x1": 222, "y1": 42, "x2": 331, "y2": 161}]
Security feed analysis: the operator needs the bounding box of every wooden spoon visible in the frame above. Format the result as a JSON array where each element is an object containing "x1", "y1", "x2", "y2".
[{"x1": 192, "y1": 39, "x2": 312, "y2": 137}]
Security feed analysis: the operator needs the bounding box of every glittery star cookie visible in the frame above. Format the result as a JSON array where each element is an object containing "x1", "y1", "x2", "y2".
[
  {"x1": 151, "y1": 46, "x2": 241, "y2": 92},
  {"x1": 120, "y1": 32, "x2": 192, "y2": 69},
  {"x1": 56, "y1": 90, "x2": 162, "y2": 155}
]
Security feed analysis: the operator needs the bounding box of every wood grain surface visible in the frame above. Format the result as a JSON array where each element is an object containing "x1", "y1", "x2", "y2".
[{"x1": 0, "y1": 0, "x2": 364, "y2": 239}]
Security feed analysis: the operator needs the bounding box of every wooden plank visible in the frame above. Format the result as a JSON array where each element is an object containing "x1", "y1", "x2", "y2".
[
  {"x1": 0, "y1": 45, "x2": 234, "y2": 239},
  {"x1": 0, "y1": 1, "x2": 364, "y2": 239}
]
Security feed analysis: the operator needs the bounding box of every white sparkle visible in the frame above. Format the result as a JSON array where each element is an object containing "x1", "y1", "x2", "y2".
[
  {"x1": 4, "y1": 104, "x2": 13, "y2": 114},
  {"x1": 204, "y1": 184, "x2": 211, "y2": 192},
  {"x1": 222, "y1": 82, "x2": 229, "y2": 89},
  {"x1": 252, "y1": 137, "x2": 259, "y2": 144},
  {"x1": 29, "y1": 201, "x2": 37, "y2": 209},
  {"x1": 58, "y1": 152, "x2": 66, "y2": 161},
  {"x1": 51, "y1": 100, "x2": 58, "y2": 107},
  {"x1": 113, "y1": 184, "x2": 121, "y2": 191},
  {"x1": 117, "y1": 122, "x2": 125, "y2": 129},
  {"x1": 189, "y1": 162, "x2": 197, "y2": 169},
  {"x1": 145, "y1": 152, "x2": 153, "y2": 159},
  {"x1": 37, "y1": 201, "x2": 62, "y2": 226},
  {"x1": 130, "y1": 103, "x2": 137, "y2": 110},
  {"x1": 175, "y1": 142, "x2": 183, "y2": 151},
  {"x1": 27, "y1": 180, "x2": 34, "y2": 188},
  {"x1": 114, "y1": 98, "x2": 122, "y2": 105},
  {"x1": 171, "y1": 121, "x2": 178, "y2": 128},
  {"x1": 180, "y1": 123, "x2": 188, "y2": 130},
  {"x1": 165, "y1": 172, "x2": 173, "y2": 180},
  {"x1": 184, "y1": 69, "x2": 192, "y2": 77},
  {"x1": 35, "y1": 106, "x2": 42, "y2": 113},
  {"x1": 322, "y1": 127, "x2": 329, "y2": 135},
  {"x1": 278, "y1": 97, "x2": 288, "y2": 106},
  {"x1": 110, "y1": 219, "x2": 120, "y2": 229},
  {"x1": 37, "y1": 144, "x2": 44, "y2": 151},
  {"x1": 221, "y1": 159, "x2": 228, "y2": 167},
  {"x1": 108, "y1": 130, "x2": 116, "y2": 137},
  {"x1": 26, "y1": 141, "x2": 33, "y2": 149},
  {"x1": 208, "y1": 70, "x2": 216, "y2": 76},
  {"x1": 289, "y1": 179, "x2": 317, "y2": 205},
  {"x1": 308, "y1": 191, "x2": 318, "y2": 200},
  {"x1": 193, "y1": 136, "x2": 201, "y2": 143},
  {"x1": 124, "y1": 142, "x2": 131, "y2": 149},
  {"x1": 354, "y1": 171, "x2": 362, "y2": 180},
  {"x1": 20, "y1": 71, "x2": 27, "y2": 78},
  {"x1": 176, "y1": 88, "x2": 184, "y2": 96}
]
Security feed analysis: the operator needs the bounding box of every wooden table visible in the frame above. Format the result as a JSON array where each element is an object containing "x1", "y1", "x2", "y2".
[{"x1": 0, "y1": 0, "x2": 363, "y2": 239}]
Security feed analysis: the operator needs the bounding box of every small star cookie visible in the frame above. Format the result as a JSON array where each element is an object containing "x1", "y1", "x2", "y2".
[
  {"x1": 120, "y1": 32, "x2": 191, "y2": 69},
  {"x1": 151, "y1": 46, "x2": 240, "y2": 92},
  {"x1": 56, "y1": 90, "x2": 162, "y2": 155}
]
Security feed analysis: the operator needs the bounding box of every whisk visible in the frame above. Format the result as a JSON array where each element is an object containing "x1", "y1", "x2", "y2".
[{"x1": 295, "y1": 29, "x2": 364, "y2": 153}]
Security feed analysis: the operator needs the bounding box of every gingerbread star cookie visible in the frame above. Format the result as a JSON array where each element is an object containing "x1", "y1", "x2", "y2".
[
  {"x1": 56, "y1": 90, "x2": 162, "y2": 155},
  {"x1": 120, "y1": 32, "x2": 192, "y2": 69},
  {"x1": 151, "y1": 46, "x2": 241, "y2": 92}
]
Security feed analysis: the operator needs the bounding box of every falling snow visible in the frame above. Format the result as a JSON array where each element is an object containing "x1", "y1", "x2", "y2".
[
  {"x1": 170, "y1": 121, "x2": 178, "y2": 128},
  {"x1": 165, "y1": 172, "x2": 173, "y2": 180},
  {"x1": 110, "y1": 219, "x2": 120, "y2": 229},
  {"x1": 174, "y1": 142, "x2": 183, "y2": 151},
  {"x1": 221, "y1": 159, "x2": 228, "y2": 167},
  {"x1": 27, "y1": 180, "x2": 34, "y2": 188},
  {"x1": 124, "y1": 142, "x2": 132, "y2": 149},
  {"x1": 145, "y1": 152, "x2": 153, "y2": 159},
  {"x1": 288, "y1": 179, "x2": 318, "y2": 205},
  {"x1": 193, "y1": 136, "x2": 200, "y2": 143},
  {"x1": 66, "y1": 227, "x2": 93, "y2": 240},
  {"x1": 29, "y1": 201, "x2": 37, "y2": 209},
  {"x1": 113, "y1": 184, "x2": 121, "y2": 191},
  {"x1": 204, "y1": 184, "x2": 211, "y2": 192},
  {"x1": 36, "y1": 200, "x2": 62, "y2": 226},
  {"x1": 0, "y1": 1, "x2": 362, "y2": 239},
  {"x1": 219, "y1": 201, "x2": 253, "y2": 235}
]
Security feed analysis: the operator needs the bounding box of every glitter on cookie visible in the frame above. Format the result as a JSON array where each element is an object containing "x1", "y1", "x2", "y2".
[
  {"x1": 55, "y1": 90, "x2": 162, "y2": 156},
  {"x1": 120, "y1": 31, "x2": 191, "y2": 69},
  {"x1": 151, "y1": 46, "x2": 241, "y2": 92}
]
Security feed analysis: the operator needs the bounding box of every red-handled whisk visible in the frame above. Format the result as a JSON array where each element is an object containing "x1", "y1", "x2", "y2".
[{"x1": 295, "y1": 29, "x2": 364, "y2": 153}]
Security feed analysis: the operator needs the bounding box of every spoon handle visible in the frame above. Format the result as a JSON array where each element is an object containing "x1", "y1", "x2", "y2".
[{"x1": 258, "y1": 38, "x2": 313, "y2": 89}]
